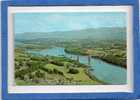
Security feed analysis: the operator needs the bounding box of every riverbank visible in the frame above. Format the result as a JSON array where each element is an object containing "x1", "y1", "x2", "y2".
[
  {"x1": 64, "y1": 48, "x2": 126, "y2": 68},
  {"x1": 84, "y1": 68, "x2": 107, "y2": 84}
]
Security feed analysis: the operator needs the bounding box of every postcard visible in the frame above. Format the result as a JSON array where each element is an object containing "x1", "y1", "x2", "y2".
[{"x1": 7, "y1": 6, "x2": 133, "y2": 93}]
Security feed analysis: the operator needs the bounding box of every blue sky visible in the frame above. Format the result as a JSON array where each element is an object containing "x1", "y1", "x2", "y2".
[{"x1": 14, "y1": 12, "x2": 126, "y2": 34}]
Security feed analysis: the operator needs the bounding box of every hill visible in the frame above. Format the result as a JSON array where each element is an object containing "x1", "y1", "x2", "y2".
[{"x1": 15, "y1": 27, "x2": 126, "y2": 41}]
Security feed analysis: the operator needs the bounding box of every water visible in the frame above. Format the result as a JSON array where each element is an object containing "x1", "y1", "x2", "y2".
[{"x1": 28, "y1": 47, "x2": 126, "y2": 84}]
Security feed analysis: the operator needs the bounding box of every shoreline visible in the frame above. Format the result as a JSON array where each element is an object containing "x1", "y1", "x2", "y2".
[
  {"x1": 91, "y1": 55, "x2": 126, "y2": 69},
  {"x1": 84, "y1": 68, "x2": 106, "y2": 84}
]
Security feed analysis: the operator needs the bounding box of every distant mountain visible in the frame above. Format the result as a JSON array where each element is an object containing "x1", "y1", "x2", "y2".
[{"x1": 15, "y1": 27, "x2": 126, "y2": 41}]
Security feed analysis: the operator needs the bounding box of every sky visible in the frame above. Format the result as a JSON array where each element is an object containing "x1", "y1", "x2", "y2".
[{"x1": 14, "y1": 12, "x2": 126, "y2": 34}]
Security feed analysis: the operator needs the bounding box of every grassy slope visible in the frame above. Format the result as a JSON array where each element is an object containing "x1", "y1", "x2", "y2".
[{"x1": 15, "y1": 48, "x2": 102, "y2": 85}]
